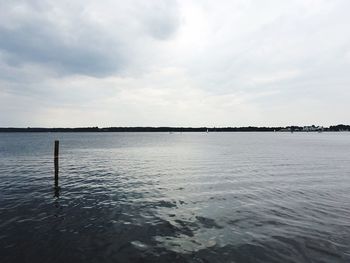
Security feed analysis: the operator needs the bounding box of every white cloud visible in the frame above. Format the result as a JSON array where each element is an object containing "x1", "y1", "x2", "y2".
[{"x1": 0, "y1": 0, "x2": 349, "y2": 126}]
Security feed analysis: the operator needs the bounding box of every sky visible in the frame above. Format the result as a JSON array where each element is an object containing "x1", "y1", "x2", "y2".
[{"x1": 0, "y1": 0, "x2": 349, "y2": 127}]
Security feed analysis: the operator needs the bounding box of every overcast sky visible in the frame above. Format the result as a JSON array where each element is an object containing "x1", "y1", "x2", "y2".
[{"x1": 1, "y1": 0, "x2": 349, "y2": 127}]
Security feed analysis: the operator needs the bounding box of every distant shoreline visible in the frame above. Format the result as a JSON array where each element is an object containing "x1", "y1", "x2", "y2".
[{"x1": 0, "y1": 125, "x2": 349, "y2": 133}]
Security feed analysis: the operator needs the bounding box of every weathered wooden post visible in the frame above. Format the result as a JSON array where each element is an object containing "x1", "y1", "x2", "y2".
[{"x1": 54, "y1": 140, "x2": 59, "y2": 187}]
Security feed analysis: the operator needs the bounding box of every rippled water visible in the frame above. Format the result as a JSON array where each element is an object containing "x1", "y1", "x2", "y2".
[{"x1": 1, "y1": 132, "x2": 350, "y2": 263}]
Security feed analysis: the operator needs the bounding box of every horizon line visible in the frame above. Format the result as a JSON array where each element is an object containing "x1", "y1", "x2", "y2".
[{"x1": 0, "y1": 124, "x2": 349, "y2": 132}]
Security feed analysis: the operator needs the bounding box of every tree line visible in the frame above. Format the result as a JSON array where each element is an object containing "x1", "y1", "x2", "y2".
[{"x1": 0, "y1": 125, "x2": 349, "y2": 132}]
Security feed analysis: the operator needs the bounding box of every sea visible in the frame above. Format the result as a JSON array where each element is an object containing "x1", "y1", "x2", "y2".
[{"x1": 0, "y1": 132, "x2": 349, "y2": 263}]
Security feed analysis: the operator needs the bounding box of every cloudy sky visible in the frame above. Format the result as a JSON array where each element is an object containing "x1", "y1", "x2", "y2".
[{"x1": 1, "y1": 0, "x2": 349, "y2": 127}]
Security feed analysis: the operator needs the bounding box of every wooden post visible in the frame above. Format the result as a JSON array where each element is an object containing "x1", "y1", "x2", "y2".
[{"x1": 54, "y1": 140, "x2": 59, "y2": 187}]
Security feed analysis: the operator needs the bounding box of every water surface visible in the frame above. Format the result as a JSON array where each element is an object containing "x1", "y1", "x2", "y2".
[{"x1": 1, "y1": 132, "x2": 350, "y2": 262}]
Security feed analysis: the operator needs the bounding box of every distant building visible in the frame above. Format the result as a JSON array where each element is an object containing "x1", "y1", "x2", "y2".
[
  {"x1": 303, "y1": 125, "x2": 323, "y2": 132},
  {"x1": 279, "y1": 127, "x2": 291, "y2": 132}
]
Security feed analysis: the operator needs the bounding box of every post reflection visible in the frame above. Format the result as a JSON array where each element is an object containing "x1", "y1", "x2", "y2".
[{"x1": 54, "y1": 185, "x2": 60, "y2": 198}]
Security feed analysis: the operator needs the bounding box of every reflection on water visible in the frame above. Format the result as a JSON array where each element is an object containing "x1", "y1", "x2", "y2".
[
  {"x1": 0, "y1": 132, "x2": 350, "y2": 262},
  {"x1": 54, "y1": 186, "x2": 60, "y2": 198}
]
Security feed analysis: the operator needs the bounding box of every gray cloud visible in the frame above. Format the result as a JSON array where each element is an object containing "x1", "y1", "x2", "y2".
[
  {"x1": 0, "y1": 0, "x2": 180, "y2": 77},
  {"x1": 0, "y1": 0, "x2": 349, "y2": 127},
  {"x1": 139, "y1": 2, "x2": 180, "y2": 40},
  {"x1": 0, "y1": 24, "x2": 123, "y2": 76}
]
